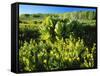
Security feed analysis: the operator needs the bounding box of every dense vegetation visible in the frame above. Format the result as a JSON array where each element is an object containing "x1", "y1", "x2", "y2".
[{"x1": 19, "y1": 11, "x2": 97, "y2": 72}]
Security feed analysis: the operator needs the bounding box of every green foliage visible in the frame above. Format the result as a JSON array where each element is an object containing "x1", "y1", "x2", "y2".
[
  {"x1": 19, "y1": 11, "x2": 97, "y2": 72},
  {"x1": 19, "y1": 35, "x2": 96, "y2": 71},
  {"x1": 55, "y1": 21, "x2": 63, "y2": 38}
]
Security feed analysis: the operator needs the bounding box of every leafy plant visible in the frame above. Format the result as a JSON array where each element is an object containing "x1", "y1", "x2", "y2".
[{"x1": 19, "y1": 11, "x2": 96, "y2": 72}]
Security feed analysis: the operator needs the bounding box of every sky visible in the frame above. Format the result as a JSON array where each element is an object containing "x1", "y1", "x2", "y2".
[{"x1": 19, "y1": 4, "x2": 96, "y2": 14}]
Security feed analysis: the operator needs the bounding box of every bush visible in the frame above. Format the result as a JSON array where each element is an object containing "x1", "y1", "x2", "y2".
[{"x1": 19, "y1": 13, "x2": 96, "y2": 72}]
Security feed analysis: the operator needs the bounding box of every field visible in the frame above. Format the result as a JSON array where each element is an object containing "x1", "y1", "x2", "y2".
[{"x1": 19, "y1": 11, "x2": 97, "y2": 72}]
